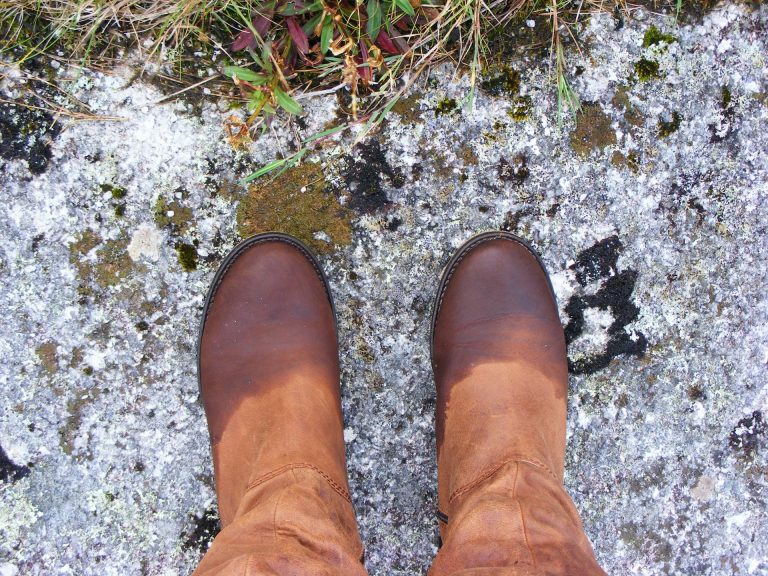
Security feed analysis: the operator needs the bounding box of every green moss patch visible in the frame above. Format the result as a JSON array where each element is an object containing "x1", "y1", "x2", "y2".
[
  {"x1": 390, "y1": 93, "x2": 424, "y2": 124},
  {"x1": 100, "y1": 183, "x2": 127, "y2": 199},
  {"x1": 154, "y1": 195, "x2": 193, "y2": 235},
  {"x1": 570, "y1": 103, "x2": 617, "y2": 157},
  {"x1": 612, "y1": 86, "x2": 645, "y2": 128},
  {"x1": 643, "y1": 26, "x2": 678, "y2": 48},
  {"x1": 480, "y1": 65, "x2": 521, "y2": 97},
  {"x1": 93, "y1": 237, "x2": 135, "y2": 288},
  {"x1": 176, "y1": 243, "x2": 198, "y2": 272},
  {"x1": 435, "y1": 97, "x2": 458, "y2": 117},
  {"x1": 507, "y1": 95, "x2": 533, "y2": 121},
  {"x1": 635, "y1": 58, "x2": 661, "y2": 82},
  {"x1": 658, "y1": 111, "x2": 682, "y2": 137},
  {"x1": 236, "y1": 162, "x2": 352, "y2": 255}
]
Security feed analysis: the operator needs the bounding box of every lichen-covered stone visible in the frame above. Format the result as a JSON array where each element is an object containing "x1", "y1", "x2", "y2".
[{"x1": 1, "y1": 6, "x2": 768, "y2": 576}]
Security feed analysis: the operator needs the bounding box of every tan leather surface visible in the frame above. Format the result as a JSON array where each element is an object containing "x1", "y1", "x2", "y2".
[
  {"x1": 195, "y1": 238, "x2": 366, "y2": 575},
  {"x1": 199, "y1": 241, "x2": 349, "y2": 526},
  {"x1": 193, "y1": 467, "x2": 366, "y2": 576},
  {"x1": 194, "y1": 234, "x2": 606, "y2": 576},
  {"x1": 430, "y1": 237, "x2": 606, "y2": 576},
  {"x1": 429, "y1": 462, "x2": 605, "y2": 576}
]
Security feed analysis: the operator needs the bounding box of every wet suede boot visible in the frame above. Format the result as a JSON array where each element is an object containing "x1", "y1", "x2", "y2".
[
  {"x1": 429, "y1": 232, "x2": 607, "y2": 576},
  {"x1": 194, "y1": 233, "x2": 367, "y2": 576}
]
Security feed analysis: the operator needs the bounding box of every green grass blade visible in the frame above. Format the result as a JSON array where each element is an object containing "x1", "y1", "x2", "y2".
[
  {"x1": 367, "y1": 0, "x2": 383, "y2": 40},
  {"x1": 394, "y1": 0, "x2": 415, "y2": 17},
  {"x1": 224, "y1": 66, "x2": 267, "y2": 83},
  {"x1": 274, "y1": 86, "x2": 303, "y2": 115},
  {"x1": 320, "y1": 16, "x2": 333, "y2": 54}
]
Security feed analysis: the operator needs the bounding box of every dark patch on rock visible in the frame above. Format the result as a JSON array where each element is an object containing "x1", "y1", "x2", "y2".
[
  {"x1": 182, "y1": 506, "x2": 221, "y2": 552},
  {"x1": 498, "y1": 154, "x2": 529, "y2": 185},
  {"x1": 344, "y1": 140, "x2": 403, "y2": 213},
  {"x1": 709, "y1": 85, "x2": 737, "y2": 143},
  {"x1": 500, "y1": 208, "x2": 533, "y2": 233},
  {"x1": 565, "y1": 270, "x2": 648, "y2": 374},
  {"x1": 384, "y1": 216, "x2": 403, "y2": 232},
  {"x1": 569, "y1": 235, "x2": 622, "y2": 286},
  {"x1": 480, "y1": 66, "x2": 521, "y2": 97},
  {"x1": 688, "y1": 384, "x2": 706, "y2": 401},
  {"x1": 31, "y1": 233, "x2": 45, "y2": 252},
  {"x1": 1, "y1": 443, "x2": 30, "y2": 483},
  {"x1": 613, "y1": 5, "x2": 624, "y2": 30},
  {"x1": 658, "y1": 171, "x2": 714, "y2": 226},
  {"x1": 729, "y1": 411, "x2": 765, "y2": 458},
  {"x1": 565, "y1": 237, "x2": 648, "y2": 374},
  {"x1": 658, "y1": 111, "x2": 682, "y2": 138},
  {"x1": 0, "y1": 100, "x2": 61, "y2": 174}
]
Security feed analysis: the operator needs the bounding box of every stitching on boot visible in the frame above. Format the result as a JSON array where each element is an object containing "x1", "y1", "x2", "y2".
[
  {"x1": 434, "y1": 234, "x2": 540, "y2": 328},
  {"x1": 246, "y1": 463, "x2": 352, "y2": 503},
  {"x1": 448, "y1": 456, "x2": 558, "y2": 504},
  {"x1": 204, "y1": 236, "x2": 332, "y2": 324}
]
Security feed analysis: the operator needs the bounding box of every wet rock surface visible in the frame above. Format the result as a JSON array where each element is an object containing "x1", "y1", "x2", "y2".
[{"x1": 1, "y1": 4, "x2": 767, "y2": 575}]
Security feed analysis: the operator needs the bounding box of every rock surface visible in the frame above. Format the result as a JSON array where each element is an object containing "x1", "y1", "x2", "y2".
[{"x1": 1, "y1": 4, "x2": 767, "y2": 575}]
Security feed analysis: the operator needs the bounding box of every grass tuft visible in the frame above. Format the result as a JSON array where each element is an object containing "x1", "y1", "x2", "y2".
[{"x1": 1, "y1": 0, "x2": 691, "y2": 178}]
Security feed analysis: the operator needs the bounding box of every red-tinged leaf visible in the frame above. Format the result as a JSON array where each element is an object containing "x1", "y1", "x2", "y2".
[
  {"x1": 394, "y1": 18, "x2": 412, "y2": 32},
  {"x1": 357, "y1": 41, "x2": 371, "y2": 82},
  {"x1": 232, "y1": 30, "x2": 256, "y2": 51},
  {"x1": 375, "y1": 30, "x2": 399, "y2": 54},
  {"x1": 232, "y1": 11, "x2": 274, "y2": 51},
  {"x1": 253, "y1": 13, "x2": 273, "y2": 37},
  {"x1": 357, "y1": 65, "x2": 372, "y2": 82},
  {"x1": 392, "y1": 35, "x2": 410, "y2": 54},
  {"x1": 286, "y1": 17, "x2": 309, "y2": 54}
]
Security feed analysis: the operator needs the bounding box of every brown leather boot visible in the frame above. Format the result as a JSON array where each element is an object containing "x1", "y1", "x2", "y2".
[
  {"x1": 429, "y1": 231, "x2": 606, "y2": 576},
  {"x1": 194, "y1": 233, "x2": 367, "y2": 576}
]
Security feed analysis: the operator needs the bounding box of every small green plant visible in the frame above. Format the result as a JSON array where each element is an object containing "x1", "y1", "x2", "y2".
[{"x1": 224, "y1": 47, "x2": 302, "y2": 122}]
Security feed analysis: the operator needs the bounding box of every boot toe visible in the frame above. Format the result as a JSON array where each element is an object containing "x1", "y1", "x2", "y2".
[{"x1": 431, "y1": 233, "x2": 564, "y2": 376}]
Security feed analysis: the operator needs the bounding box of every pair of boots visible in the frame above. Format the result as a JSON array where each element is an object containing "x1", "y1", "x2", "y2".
[{"x1": 194, "y1": 231, "x2": 607, "y2": 576}]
